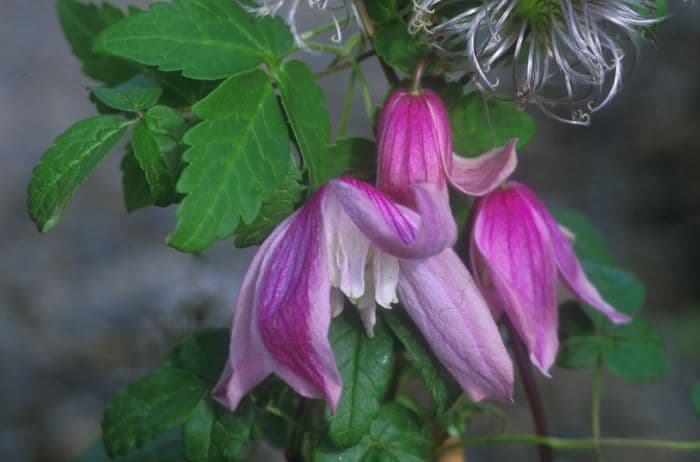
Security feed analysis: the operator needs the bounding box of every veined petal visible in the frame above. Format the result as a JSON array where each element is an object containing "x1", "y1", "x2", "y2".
[
  {"x1": 377, "y1": 89, "x2": 451, "y2": 206},
  {"x1": 398, "y1": 249, "x2": 513, "y2": 401},
  {"x1": 213, "y1": 189, "x2": 342, "y2": 412},
  {"x1": 472, "y1": 185, "x2": 559, "y2": 375},
  {"x1": 329, "y1": 177, "x2": 456, "y2": 259},
  {"x1": 445, "y1": 139, "x2": 518, "y2": 197},
  {"x1": 514, "y1": 183, "x2": 631, "y2": 324}
]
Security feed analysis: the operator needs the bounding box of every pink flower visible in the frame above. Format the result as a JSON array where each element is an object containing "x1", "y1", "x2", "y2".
[
  {"x1": 376, "y1": 88, "x2": 518, "y2": 207},
  {"x1": 470, "y1": 182, "x2": 631, "y2": 375},
  {"x1": 213, "y1": 178, "x2": 513, "y2": 412}
]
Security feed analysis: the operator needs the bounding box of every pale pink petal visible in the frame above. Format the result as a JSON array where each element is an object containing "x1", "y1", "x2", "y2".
[
  {"x1": 445, "y1": 140, "x2": 518, "y2": 197},
  {"x1": 329, "y1": 177, "x2": 455, "y2": 259},
  {"x1": 471, "y1": 186, "x2": 559, "y2": 375},
  {"x1": 398, "y1": 249, "x2": 514, "y2": 402},
  {"x1": 514, "y1": 183, "x2": 631, "y2": 324},
  {"x1": 323, "y1": 201, "x2": 370, "y2": 300},
  {"x1": 372, "y1": 249, "x2": 399, "y2": 308},
  {"x1": 213, "y1": 190, "x2": 342, "y2": 412}
]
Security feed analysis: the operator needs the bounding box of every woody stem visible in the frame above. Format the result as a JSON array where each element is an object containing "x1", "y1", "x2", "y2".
[
  {"x1": 353, "y1": 0, "x2": 400, "y2": 87},
  {"x1": 506, "y1": 319, "x2": 554, "y2": 462}
]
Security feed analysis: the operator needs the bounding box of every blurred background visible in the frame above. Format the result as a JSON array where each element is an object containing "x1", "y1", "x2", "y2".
[{"x1": 0, "y1": 1, "x2": 698, "y2": 461}]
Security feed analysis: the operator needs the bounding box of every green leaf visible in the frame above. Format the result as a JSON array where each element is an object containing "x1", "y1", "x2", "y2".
[
  {"x1": 57, "y1": 0, "x2": 139, "y2": 84},
  {"x1": 234, "y1": 161, "x2": 302, "y2": 247},
  {"x1": 90, "y1": 74, "x2": 162, "y2": 112},
  {"x1": 95, "y1": 0, "x2": 293, "y2": 80},
  {"x1": 691, "y1": 383, "x2": 700, "y2": 418},
  {"x1": 275, "y1": 60, "x2": 332, "y2": 191},
  {"x1": 131, "y1": 105, "x2": 188, "y2": 206},
  {"x1": 581, "y1": 261, "x2": 645, "y2": 317},
  {"x1": 102, "y1": 368, "x2": 208, "y2": 457},
  {"x1": 449, "y1": 92, "x2": 535, "y2": 157},
  {"x1": 165, "y1": 327, "x2": 230, "y2": 383},
  {"x1": 120, "y1": 146, "x2": 153, "y2": 212},
  {"x1": 557, "y1": 335, "x2": 603, "y2": 369},
  {"x1": 382, "y1": 309, "x2": 456, "y2": 413},
  {"x1": 183, "y1": 398, "x2": 255, "y2": 462},
  {"x1": 366, "y1": 0, "x2": 399, "y2": 23},
  {"x1": 75, "y1": 432, "x2": 185, "y2": 462},
  {"x1": 374, "y1": 21, "x2": 431, "y2": 75},
  {"x1": 315, "y1": 403, "x2": 430, "y2": 462},
  {"x1": 601, "y1": 320, "x2": 669, "y2": 382},
  {"x1": 551, "y1": 208, "x2": 616, "y2": 265},
  {"x1": 326, "y1": 311, "x2": 395, "y2": 447},
  {"x1": 28, "y1": 116, "x2": 129, "y2": 232},
  {"x1": 326, "y1": 137, "x2": 376, "y2": 183},
  {"x1": 168, "y1": 70, "x2": 290, "y2": 252}
]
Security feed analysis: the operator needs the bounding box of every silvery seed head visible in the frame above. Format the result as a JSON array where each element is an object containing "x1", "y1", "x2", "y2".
[
  {"x1": 241, "y1": 0, "x2": 354, "y2": 46},
  {"x1": 411, "y1": 0, "x2": 665, "y2": 124}
]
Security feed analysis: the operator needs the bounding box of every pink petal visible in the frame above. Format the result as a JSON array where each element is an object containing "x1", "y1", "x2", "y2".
[
  {"x1": 445, "y1": 139, "x2": 518, "y2": 197},
  {"x1": 376, "y1": 89, "x2": 451, "y2": 206},
  {"x1": 213, "y1": 189, "x2": 342, "y2": 412},
  {"x1": 398, "y1": 249, "x2": 514, "y2": 402},
  {"x1": 471, "y1": 185, "x2": 559, "y2": 375},
  {"x1": 329, "y1": 177, "x2": 455, "y2": 259},
  {"x1": 513, "y1": 183, "x2": 631, "y2": 324}
]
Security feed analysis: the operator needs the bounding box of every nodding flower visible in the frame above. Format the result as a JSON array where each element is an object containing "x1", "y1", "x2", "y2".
[
  {"x1": 241, "y1": 0, "x2": 355, "y2": 46},
  {"x1": 470, "y1": 181, "x2": 631, "y2": 375},
  {"x1": 410, "y1": 0, "x2": 664, "y2": 124},
  {"x1": 213, "y1": 178, "x2": 514, "y2": 413},
  {"x1": 376, "y1": 87, "x2": 517, "y2": 207}
]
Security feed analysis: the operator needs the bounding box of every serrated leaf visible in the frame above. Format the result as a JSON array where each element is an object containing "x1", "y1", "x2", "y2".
[
  {"x1": 102, "y1": 368, "x2": 207, "y2": 457},
  {"x1": 90, "y1": 74, "x2": 162, "y2": 112},
  {"x1": 120, "y1": 146, "x2": 153, "y2": 212},
  {"x1": 382, "y1": 309, "x2": 456, "y2": 413},
  {"x1": 326, "y1": 311, "x2": 395, "y2": 447},
  {"x1": 552, "y1": 208, "x2": 616, "y2": 265},
  {"x1": 449, "y1": 92, "x2": 535, "y2": 157},
  {"x1": 165, "y1": 327, "x2": 230, "y2": 383},
  {"x1": 601, "y1": 320, "x2": 668, "y2": 382},
  {"x1": 95, "y1": 0, "x2": 293, "y2": 80},
  {"x1": 75, "y1": 432, "x2": 185, "y2": 462},
  {"x1": 275, "y1": 60, "x2": 331, "y2": 191},
  {"x1": 234, "y1": 161, "x2": 301, "y2": 247},
  {"x1": 168, "y1": 70, "x2": 290, "y2": 252},
  {"x1": 57, "y1": 0, "x2": 139, "y2": 84},
  {"x1": 326, "y1": 137, "x2": 376, "y2": 183},
  {"x1": 131, "y1": 105, "x2": 187, "y2": 206},
  {"x1": 315, "y1": 403, "x2": 430, "y2": 462},
  {"x1": 374, "y1": 21, "x2": 431, "y2": 75},
  {"x1": 183, "y1": 398, "x2": 255, "y2": 462},
  {"x1": 692, "y1": 383, "x2": 700, "y2": 418},
  {"x1": 28, "y1": 116, "x2": 129, "y2": 232}
]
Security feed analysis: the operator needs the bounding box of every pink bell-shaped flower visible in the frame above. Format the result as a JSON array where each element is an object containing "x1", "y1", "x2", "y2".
[
  {"x1": 213, "y1": 177, "x2": 514, "y2": 413},
  {"x1": 376, "y1": 87, "x2": 518, "y2": 207},
  {"x1": 470, "y1": 181, "x2": 631, "y2": 375}
]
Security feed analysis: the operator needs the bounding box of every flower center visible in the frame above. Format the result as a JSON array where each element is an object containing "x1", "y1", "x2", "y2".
[{"x1": 513, "y1": 0, "x2": 560, "y2": 32}]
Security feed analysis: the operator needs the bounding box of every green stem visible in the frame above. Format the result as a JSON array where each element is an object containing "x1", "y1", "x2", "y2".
[
  {"x1": 443, "y1": 435, "x2": 700, "y2": 452},
  {"x1": 352, "y1": 0, "x2": 400, "y2": 87},
  {"x1": 592, "y1": 356, "x2": 605, "y2": 461},
  {"x1": 339, "y1": 69, "x2": 356, "y2": 136},
  {"x1": 348, "y1": 59, "x2": 374, "y2": 122}
]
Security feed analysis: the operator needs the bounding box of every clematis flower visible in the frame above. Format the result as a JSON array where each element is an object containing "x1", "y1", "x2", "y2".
[
  {"x1": 376, "y1": 87, "x2": 518, "y2": 207},
  {"x1": 213, "y1": 177, "x2": 513, "y2": 412},
  {"x1": 410, "y1": 0, "x2": 664, "y2": 124},
  {"x1": 470, "y1": 181, "x2": 631, "y2": 375}
]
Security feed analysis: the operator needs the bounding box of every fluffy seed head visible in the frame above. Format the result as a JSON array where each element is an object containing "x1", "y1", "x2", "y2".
[{"x1": 411, "y1": 0, "x2": 664, "y2": 124}]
